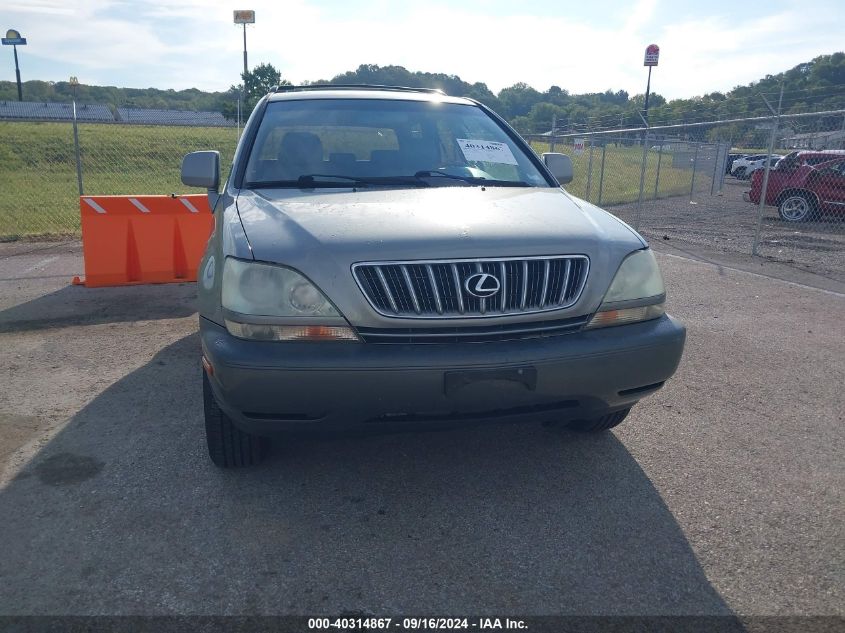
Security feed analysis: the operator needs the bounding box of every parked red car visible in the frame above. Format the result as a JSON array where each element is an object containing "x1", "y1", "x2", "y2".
[{"x1": 747, "y1": 151, "x2": 845, "y2": 221}]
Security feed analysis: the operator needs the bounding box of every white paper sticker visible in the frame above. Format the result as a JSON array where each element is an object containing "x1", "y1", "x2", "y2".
[{"x1": 456, "y1": 139, "x2": 519, "y2": 165}]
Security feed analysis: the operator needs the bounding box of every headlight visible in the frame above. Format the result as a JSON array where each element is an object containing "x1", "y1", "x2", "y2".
[
  {"x1": 222, "y1": 258, "x2": 358, "y2": 341},
  {"x1": 223, "y1": 258, "x2": 339, "y2": 317},
  {"x1": 586, "y1": 249, "x2": 665, "y2": 329}
]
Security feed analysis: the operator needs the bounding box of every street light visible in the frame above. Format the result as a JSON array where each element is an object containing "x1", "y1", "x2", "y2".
[{"x1": 2, "y1": 28, "x2": 27, "y2": 101}]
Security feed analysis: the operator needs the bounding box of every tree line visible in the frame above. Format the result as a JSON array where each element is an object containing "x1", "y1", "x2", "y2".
[{"x1": 2, "y1": 53, "x2": 842, "y2": 138}]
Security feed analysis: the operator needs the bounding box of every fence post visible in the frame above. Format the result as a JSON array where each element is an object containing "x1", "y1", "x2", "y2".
[
  {"x1": 585, "y1": 135, "x2": 595, "y2": 202},
  {"x1": 635, "y1": 130, "x2": 649, "y2": 230},
  {"x1": 752, "y1": 86, "x2": 784, "y2": 255},
  {"x1": 709, "y1": 142, "x2": 719, "y2": 196},
  {"x1": 72, "y1": 101, "x2": 84, "y2": 195},
  {"x1": 653, "y1": 143, "x2": 663, "y2": 200},
  {"x1": 550, "y1": 114, "x2": 556, "y2": 152},
  {"x1": 597, "y1": 142, "x2": 607, "y2": 206},
  {"x1": 688, "y1": 143, "x2": 699, "y2": 201}
]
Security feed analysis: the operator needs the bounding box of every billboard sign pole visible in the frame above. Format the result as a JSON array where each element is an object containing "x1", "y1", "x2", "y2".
[
  {"x1": 642, "y1": 44, "x2": 659, "y2": 125},
  {"x1": 2, "y1": 29, "x2": 27, "y2": 101},
  {"x1": 233, "y1": 10, "x2": 255, "y2": 78}
]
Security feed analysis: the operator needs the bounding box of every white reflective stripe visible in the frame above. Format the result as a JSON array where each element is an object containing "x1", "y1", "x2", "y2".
[
  {"x1": 129, "y1": 197, "x2": 151, "y2": 213},
  {"x1": 179, "y1": 198, "x2": 200, "y2": 213},
  {"x1": 83, "y1": 198, "x2": 107, "y2": 214}
]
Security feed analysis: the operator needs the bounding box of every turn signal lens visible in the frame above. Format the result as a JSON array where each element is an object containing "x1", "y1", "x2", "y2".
[
  {"x1": 585, "y1": 304, "x2": 665, "y2": 329},
  {"x1": 225, "y1": 320, "x2": 359, "y2": 341}
]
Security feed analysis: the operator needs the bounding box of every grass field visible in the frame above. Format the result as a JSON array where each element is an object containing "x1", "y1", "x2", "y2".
[
  {"x1": 526, "y1": 139, "x2": 710, "y2": 206},
  {"x1": 0, "y1": 121, "x2": 237, "y2": 238},
  {"x1": 1, "y1": 121, "x2": 710, "y2": 238}
]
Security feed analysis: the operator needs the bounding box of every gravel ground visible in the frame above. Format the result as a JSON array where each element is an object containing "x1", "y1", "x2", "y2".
[
  {"x1": 606, "y1": 178, "x2": 845, "y2": 284},
  {"x1": 0, "y1": 241, "x2": 842, "y2": 620}
]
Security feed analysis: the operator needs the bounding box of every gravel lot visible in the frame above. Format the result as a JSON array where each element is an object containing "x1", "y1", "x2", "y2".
[
  {"x1": 608, "y1": 178, "x2": 845, "y2": 284},
  {"x1": 0, "y1": 240, "x2": 842, "y2": 620}
]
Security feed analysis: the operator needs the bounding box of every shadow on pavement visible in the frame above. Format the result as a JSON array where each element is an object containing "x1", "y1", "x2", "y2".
[
  {"x1": 0, "y1": 334, "x2": 738, "y2": 618},
  {"x1": 0, "y1": 283, "x2": 197, "y2": 332}
]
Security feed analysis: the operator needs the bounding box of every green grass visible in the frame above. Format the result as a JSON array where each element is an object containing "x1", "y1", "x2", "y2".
[
  {"x1": 527, "y1": 140, "x2": 708, "y2": 206},
  {"x1": 0, "y1": 121, "x2": 237, "y2": 238},
  {"x1": 1, "y1": 121, "x2": 716, "y2": 238}
]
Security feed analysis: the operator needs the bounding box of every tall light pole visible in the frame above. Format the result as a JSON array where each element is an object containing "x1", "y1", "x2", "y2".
[
  {"x1": 642, "y1": 43, "x2": 660, "y2": 126},
  {"x1": 2, "y1": 29, "x2": 27, "y2": 101}
]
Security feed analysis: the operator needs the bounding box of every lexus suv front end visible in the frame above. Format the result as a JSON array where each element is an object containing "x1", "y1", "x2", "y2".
[{"x1": 181, "y1": 85, "x2": 686, "y2": 468}]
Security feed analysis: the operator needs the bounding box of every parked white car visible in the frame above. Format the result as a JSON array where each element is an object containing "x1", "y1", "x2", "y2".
[
  {"x1": 731, "y1": 154, "x2": 781, "y2": 179},
  {"x1": 743, "y1": 155, "x2": 784, "y2": 179}
]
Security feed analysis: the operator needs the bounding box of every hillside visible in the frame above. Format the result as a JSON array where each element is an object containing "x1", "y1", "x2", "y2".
[{"x1": 1, "y1": 52, "x2": 842, "y2": 134}]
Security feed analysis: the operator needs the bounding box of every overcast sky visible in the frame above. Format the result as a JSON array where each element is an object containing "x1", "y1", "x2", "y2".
[{"x1": 3, "y1": 0, "x2": 843, "y2": 99}]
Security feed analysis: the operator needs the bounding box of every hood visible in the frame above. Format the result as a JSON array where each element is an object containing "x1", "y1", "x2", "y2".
[{"x1": 233, "y1": 186, "x2": 646, "y2": 325}]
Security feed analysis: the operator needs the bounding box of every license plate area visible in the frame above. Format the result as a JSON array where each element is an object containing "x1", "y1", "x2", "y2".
[{"x1": 444, "y1": 366, "x2": 537, "y2": 397}]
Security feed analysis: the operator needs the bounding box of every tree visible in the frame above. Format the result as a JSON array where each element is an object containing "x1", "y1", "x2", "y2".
[{"x1": 222, "y1": 62, "x2": 290, "y2": 120}]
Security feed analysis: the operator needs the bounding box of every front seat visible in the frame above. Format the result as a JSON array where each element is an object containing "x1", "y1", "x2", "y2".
[{"x1": 277, "y1": 132, "x2": 324, "y2": 180}]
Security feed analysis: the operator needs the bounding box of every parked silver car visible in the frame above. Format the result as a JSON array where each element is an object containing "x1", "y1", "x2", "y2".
[{"x1": 182, "y1": 85, "x2": 686, "y2": 468}]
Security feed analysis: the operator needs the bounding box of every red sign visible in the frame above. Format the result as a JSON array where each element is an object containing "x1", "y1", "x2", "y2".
[{"x1": 644, "y1": 44, "x2": 660, "y2": 67}]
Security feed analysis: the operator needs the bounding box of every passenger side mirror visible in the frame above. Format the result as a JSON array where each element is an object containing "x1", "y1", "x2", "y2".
[
  {"x1": 181, "y1": 151, "x2": 220, "y2": 190},
  {"x1": 543, "y1": 153, "x2": 573, "y2": 185}
]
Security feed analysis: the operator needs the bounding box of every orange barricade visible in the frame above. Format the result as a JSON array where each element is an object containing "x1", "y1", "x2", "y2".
[{"x1": 73, "y1": 194, "x2": 214, "y2": 288}]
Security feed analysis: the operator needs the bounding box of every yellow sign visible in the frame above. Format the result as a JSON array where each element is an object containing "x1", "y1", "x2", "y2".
[{"x1": 233, "y1": 10, "x2": 255, "y2": 24}]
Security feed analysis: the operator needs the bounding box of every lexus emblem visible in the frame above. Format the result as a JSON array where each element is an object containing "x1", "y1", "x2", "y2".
[{"x1": 464, "y1": 272, "x2": 501, "y2": 298}]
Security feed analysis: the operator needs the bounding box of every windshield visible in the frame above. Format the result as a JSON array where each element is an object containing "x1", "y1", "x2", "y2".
[{"x1": 243, "y1": 99, "x2": 551, "y2": 188}]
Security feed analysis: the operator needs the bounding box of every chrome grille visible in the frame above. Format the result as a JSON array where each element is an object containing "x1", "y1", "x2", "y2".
[{"x1": 353, "y1": 256, "x2": 589, "y2": 318}]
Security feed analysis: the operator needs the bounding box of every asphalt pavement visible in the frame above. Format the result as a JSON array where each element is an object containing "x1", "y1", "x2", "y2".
[{"x1": 0, "y1": 240, "x2": 842, "y2": 618}]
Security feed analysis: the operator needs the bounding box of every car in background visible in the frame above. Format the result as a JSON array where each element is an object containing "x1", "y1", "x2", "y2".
[
  {"x1": 775, "y1": 150, "x2": 845, "y2": 171},
  {"x1": 731, "y1": 154, "x2": 769, "y2": 178},
  {"x1": 747, "y1": 155, "x2": 845, "y2": 221},
  {"x1": 726, "y1": 153, "x2": 746, "y2": 174},
  {"x1": 743, "y1": 155, "x2": 784, "y2": 179}
]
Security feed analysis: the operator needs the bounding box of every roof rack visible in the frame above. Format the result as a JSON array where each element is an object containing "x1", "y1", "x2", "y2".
[{"x1": 274, "y1": 84, "x2": 446, "y2": 95}]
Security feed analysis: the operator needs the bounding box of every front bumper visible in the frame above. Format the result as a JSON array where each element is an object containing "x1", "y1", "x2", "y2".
[{"x1": 201, "y1": 314, "x2": 686, "y2": 435}]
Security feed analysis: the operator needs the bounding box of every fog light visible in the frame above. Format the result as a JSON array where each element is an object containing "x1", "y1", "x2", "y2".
[
  {"x1": 585, "y1": 303, "x2": 664, "y2": 329},
  {"x1": 225, "y1": 320, "x2": 359, "y2": 341}
]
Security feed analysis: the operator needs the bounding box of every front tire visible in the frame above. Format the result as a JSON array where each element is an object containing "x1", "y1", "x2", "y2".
[
  {"x1": 778, "y1": 193, "x2": 815, "y2": 222},
  {"x1": 203, "y1": 370, "x2": 268, "y2": 468},
  {"x1": 733, "y1": 167, "x2": 746, "y2": 179},
  {"x1": 568, "y1": 408, "x2": 631, "y2": 432}
]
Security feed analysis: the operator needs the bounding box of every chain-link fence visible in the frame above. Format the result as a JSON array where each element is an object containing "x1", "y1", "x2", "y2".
[
  {"x1": 527, "y1": 109, "x2": 845, "y2": 282},
  {"x1": 0, "y1": 116, "x2": 238, "y2": 238},
  {"x1": 1, "y1": 105, "x2": 843, "y2": 281}
]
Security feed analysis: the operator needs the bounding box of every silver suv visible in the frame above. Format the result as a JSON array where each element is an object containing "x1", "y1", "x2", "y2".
[{"x1": 181, "y1": 85, "x2": 686, "y2": 468}]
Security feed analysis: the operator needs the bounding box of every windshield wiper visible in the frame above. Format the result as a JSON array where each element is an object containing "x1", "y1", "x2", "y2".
[
  {"x1": 246, "y1": 174, "x2": 425, "y2": 189},
  {"x1": 413, "y1": 171, "x2": 531, "y2": 187},
  {"x1": 298, "y1": 174, "x2": 428, "y2": 188}
]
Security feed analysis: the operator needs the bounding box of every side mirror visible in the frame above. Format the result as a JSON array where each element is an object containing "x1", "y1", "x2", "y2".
[
  {"x1": 181, "y1": 151, "x2": 220, "y2": 190},
  {"x1": 543, "y1": 152, "x2": 573, "y2": 185}
]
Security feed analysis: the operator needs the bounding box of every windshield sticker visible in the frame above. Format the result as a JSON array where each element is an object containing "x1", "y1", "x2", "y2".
[{"x1": 457, "y1": 139, "x2": 519, "y2": 165}]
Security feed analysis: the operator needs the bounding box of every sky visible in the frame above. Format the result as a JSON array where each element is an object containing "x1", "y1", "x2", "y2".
[{"x1": 2, "y1": 0, "x2": 843, "y2": 100}]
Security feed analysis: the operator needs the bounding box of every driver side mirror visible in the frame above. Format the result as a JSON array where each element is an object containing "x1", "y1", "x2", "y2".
[
  {"x1": 181, "y1": 151, "x2": 220, "y2": 210},
  {"x1": 543, "y1": 153, "x2": 573, "y2": 185},
  {"x1": 181, "y1": 151, "x2": 220, "y2": 190}
]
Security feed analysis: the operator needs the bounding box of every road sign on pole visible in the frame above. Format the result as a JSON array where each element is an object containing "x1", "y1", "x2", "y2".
[
  {"x1": 2, "y1": 29, "x2": 27, "y2": 101},
  {"x1": 644, "y1": 43, "x2": 659, "y2": 67}
]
